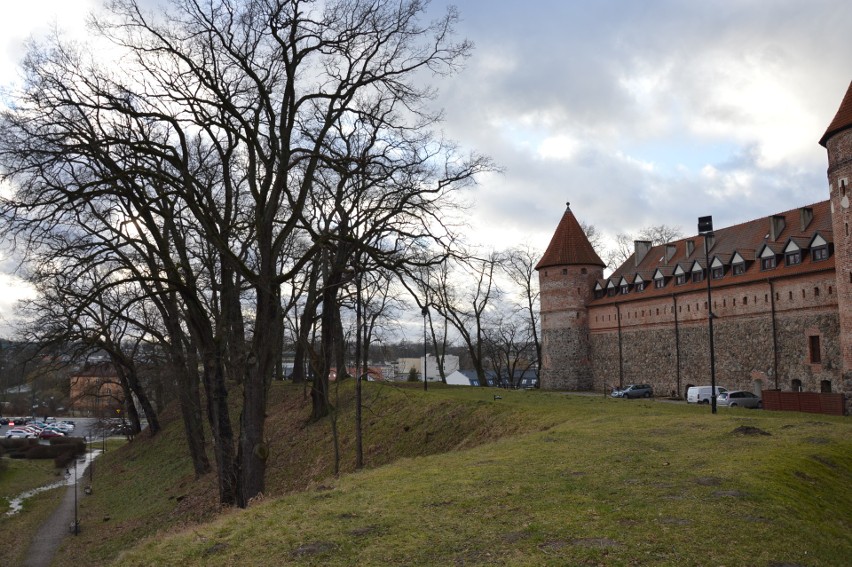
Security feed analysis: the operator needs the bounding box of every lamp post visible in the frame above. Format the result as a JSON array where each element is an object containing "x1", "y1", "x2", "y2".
[
  {"x1": 421, "y1": 305, "x2": 429, "y2": 392},
  {"x1": 698, "y1": 215, "x2": 717, "y2": 414}
]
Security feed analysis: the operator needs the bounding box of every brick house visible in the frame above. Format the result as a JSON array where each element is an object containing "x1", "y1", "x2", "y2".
[
  {"x1": 537, "y1": 81, "x2": 852, "y2": 410},
  {"x1": 69, "y1": 362, "x2": 124, "y2": 415}
]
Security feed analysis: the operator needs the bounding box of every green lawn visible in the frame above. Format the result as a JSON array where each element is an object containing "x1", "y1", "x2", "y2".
[{"x1": 52, "y1": 383, "x2": 852, "y2": 566}]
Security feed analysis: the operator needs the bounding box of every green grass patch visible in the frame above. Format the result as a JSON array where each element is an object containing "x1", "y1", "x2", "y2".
[{"x1": 49, "y1": 384, "x2": 852, "y2": 566}]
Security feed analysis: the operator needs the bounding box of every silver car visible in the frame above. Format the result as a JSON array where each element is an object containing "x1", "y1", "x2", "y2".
[{"x1": 717, "y1": 390, "x2": 762, "y2": 408}]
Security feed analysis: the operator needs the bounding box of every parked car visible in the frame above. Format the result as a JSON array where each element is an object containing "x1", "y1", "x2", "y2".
[
  {"x1": 686, "y1": 386, "x2": 728, "y2": 404},
  {"x1": 611, "y1": 384, "x2": 654, "y2": 399},
  {"x1": 5, "y1": 428, "x2": 35, "y2": 439},
  {"x1": 717, "y1": 390, "x2": 762, "y2": 408},
  {"x1": 39, "y1": 428, "x2": 65, "y2": 439}
]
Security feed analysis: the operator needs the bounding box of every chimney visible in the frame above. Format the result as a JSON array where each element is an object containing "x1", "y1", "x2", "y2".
[
  {"x1": 685, "y1": 240, "x2": 695, "y2": 258},
  {"x1": 665, "y1": 244, "x2": 677, "y2": 264},
  {"x1": 799, "y1": 207, "x2": 813, "y2": 231},
  {"x1": 769, "y1": 215, "x2": 786, "y2": 241},
  {"x1": 634, "y1": 240, "x2": 652, "y2": 266}
]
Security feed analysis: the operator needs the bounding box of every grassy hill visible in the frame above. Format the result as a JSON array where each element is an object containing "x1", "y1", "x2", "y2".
[{"x1": 55, "y1": 381, "x2": 851, "y2": 566}]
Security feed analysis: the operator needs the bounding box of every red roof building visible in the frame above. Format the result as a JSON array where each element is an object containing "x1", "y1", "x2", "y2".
[{"x1": 537, "y1": 82, "x2": 852, "y2": 412}]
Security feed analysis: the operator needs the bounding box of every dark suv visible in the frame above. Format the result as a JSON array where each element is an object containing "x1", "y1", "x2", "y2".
[{"x1": 612, "y1": 384, "x2": 653, "y2": 399}]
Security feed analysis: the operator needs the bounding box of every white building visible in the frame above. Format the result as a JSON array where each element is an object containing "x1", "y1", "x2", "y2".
[{"x1": 396, "y1": 354, "x2": 459, "y2": 381}]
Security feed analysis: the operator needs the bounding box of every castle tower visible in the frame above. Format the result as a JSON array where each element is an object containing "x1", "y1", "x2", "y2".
[
  {"x1": 535, "y1": 203, "x2": 605, "y2": 390},
  {"x1": 820, "y1": 80, "x2": 852, "y2": 392}
]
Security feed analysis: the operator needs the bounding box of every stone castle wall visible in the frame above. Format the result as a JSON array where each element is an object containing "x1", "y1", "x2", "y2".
[
  {"x1": 538, "y1": 264, "x2": 603, "y2": 390},
  {"x1": 825, "y1": 127, "x2": 852, "y2": 395},
  {"x1": 586, "y1": 271, "x2": 842, "y2": 396}
]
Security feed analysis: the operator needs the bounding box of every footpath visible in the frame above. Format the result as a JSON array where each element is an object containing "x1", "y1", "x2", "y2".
[{"x1": 23, "y1": 465, "x2": 88, "y2": 567}]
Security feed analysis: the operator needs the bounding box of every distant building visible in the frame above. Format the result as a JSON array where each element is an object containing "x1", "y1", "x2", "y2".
[
  {"x1": 69, "y1": 362, "x2": 124, "y2": 415},
  {"x1": 537, "y1": 81, "x2": 852, "y2": 412},
  {"x1": 396, "y1": 354, "x2": 459, "y2": 381}
]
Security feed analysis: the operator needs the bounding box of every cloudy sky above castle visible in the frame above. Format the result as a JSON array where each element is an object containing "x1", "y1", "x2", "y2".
[{"x1": 1, "y1": 0, "x2": 851, "y2": 333}]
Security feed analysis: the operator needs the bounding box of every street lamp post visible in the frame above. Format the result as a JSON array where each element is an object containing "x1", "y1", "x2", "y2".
[
  {"x1": 698, "y1": 215, "x2": 717, "y2": 414},
  {"x1": 421, "y1": 306, "x2": 429, "y2": 392}
]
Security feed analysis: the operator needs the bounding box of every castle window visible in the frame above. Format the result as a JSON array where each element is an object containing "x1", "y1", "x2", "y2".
[
  {"x1": 765, "y1": 294, "x2": 768, "y2": 302},
  {"x1": 812, "y1": 246, "x2": 828, "y2": 261},
  {"x1": 562, "y1": 268, "x2": 568, "y2": 275},
  {"x1": 743, "y1": 296, "x2": 747, "y2": 305},
  {"x1": 620, "y1": 285, "x2": 629, "y2": 295},
  {"x1": 821, "y1": 380, "x2": 831, "y2": 393},
  {"x1": 712, "y1": 266, "x2": 724, "y2": 279},
  {"x1": 595, "y1": 289, "x2": 604, "y2": 299},
  {"x1": 656, "y1": 308, "x2": 659, "y2": 315},
  {"x1": 809, "y1": 336, "x2": 821, "y2": 364},
  {"x1": 675, "y1": 274, "x2": 687, "y2": 285},
  {"x1": 829, "y1": 286, "x2": 833, "y2": 294},
  {"x1": 581, "y1": 268, "x2": 587, "y2": 274},
  {"x1": 635, "y1": 282, "x2": 645, "y2": 292},
  {"x1": 761, "y1": 256, "x2": 776, "y2": 270},
  {"x1": 785, "y1": 250, "x2": 801, "y2": 266},
  {"x1": 789, "y1": 291, "x2": 793, "y2": 300},
  {"x1": 802, "y1": 289, "x2": 806, "y2": 298},
  {"x1": 654, "y1": 278, "x2": 665, "y2": 289},
  {"x1": 692, "y1": 270, "x2": 704, "y2": 283},
  {"x1": 607, "y1": 287, "x2": 617, "y2": 297},
  {"x1": 791, "y1": 379, "x2": 803, "y2": 392},
  {"x1": 733, "y1": 263, "x2": 745, "y2": 275}
]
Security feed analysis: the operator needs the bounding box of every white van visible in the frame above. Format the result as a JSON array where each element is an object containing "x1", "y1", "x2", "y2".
[{"x1": 686, "y1": 386, "x2": 727, "y2": 404}]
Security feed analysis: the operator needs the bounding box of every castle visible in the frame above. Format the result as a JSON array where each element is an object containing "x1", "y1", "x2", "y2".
[{"x1": 536, "y1": 81, "x2": 852, "y2": 409}]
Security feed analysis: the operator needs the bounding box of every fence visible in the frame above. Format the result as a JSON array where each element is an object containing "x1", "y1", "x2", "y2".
[{"x1": 761, "y1": 390, "x2": 846, "y2": 416}]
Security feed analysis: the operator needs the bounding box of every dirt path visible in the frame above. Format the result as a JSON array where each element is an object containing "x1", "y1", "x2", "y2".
[{"x1": 22, "y1": 468, "x2": 86, "y2": 567}]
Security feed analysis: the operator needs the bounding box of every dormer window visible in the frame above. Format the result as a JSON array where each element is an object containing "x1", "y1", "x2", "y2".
[
  {"x1": 606, "y1": 281, "x2": 617, "y2": 297},
  {"x1": 635, "y1": 281, "x2": 645, "y2": 292},
  {"x1": 810, "y1": 235, "x2": 829, "y2": 262},
  {"x1": 692, "y1": 269, "x2": 704, "y2": 283},
  {"x1": 783, "y1": 240, "x2": 802, "y2": 266},
  {"x1": 620, "y1": 284, "x2": 629, "y2": 295},
  {"x1": 712, "y1": 266, "x2": 724, "y2": 279},
  {"x1": 675, "y1": 273, "x2": 687, "y2": 285},
  {"x1": 760, "y1": 247, "x2": 777, "y2": 271},
  {"x1": 733, "y1": 263, "x2": 745, "y2": 275},
  {"x1": 654, "y1": 278, "x2": 665, "y2": 289}
]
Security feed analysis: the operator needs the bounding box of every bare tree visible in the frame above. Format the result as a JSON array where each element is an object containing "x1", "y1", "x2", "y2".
[
  {"x1": 432, "y1": 254, "x2": 500, "y2": 386},
  {"x1": 501, "y1": 245, "x2": 542, "y2": 374},
  {"x1": 605, "y1": 225, "x2": 684, "y2": 270},
  {"x1": 0, "y1": 0, "x2": 488, "y2": 507}
]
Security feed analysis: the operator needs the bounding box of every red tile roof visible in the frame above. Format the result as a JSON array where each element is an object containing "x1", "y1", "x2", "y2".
[
  {"x1": 820, "y1": 81, "x2": 852, "y2": 147},
  {"x1": 536, "y1": 203, "x2": 606, "y2": 270},
  {"x1": 593, "y1": 200, "x2": 834, "y2": 305}
]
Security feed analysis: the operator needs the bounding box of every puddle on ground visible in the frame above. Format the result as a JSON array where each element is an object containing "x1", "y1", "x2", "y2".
[{"x1": 4, "y1": 450, "x2": 101, "y2": 516}]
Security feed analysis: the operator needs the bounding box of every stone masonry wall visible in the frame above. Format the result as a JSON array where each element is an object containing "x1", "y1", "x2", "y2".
[
  {"x1": 539, "y1": 264, "x2": 603, "y2": 390},
  {"x1": 587, "y1": 271, "x2": 842, "y2": 397}
]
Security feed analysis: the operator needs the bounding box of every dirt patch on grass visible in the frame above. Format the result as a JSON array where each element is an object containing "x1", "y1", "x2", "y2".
[
  {"x1": 291, "y1": 541, "x2": 337, "y2": 557},
  {"x1": 731, "y1": 425, "x2": 771, "y2": 436},
  {"x1": 694, "y1": 476, "x2": 723, "y2": 486}
]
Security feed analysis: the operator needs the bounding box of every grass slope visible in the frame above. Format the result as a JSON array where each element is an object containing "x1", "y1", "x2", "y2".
[{"x1": 58, "y1": 381, "x2": 851, "y2": 566}]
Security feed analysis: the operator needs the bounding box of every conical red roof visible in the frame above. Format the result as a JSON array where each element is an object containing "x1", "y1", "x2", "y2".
[
  {"x1": 536, "y1": 203, "x2": 605, "y2": 270},
  {"x1": 820, "y1": 81, "x2": 852, "y2": 147}
]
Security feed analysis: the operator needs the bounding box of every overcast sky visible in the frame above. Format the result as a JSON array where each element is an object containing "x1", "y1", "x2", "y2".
[{"x1": 1, "y1": 0, "x2": 850, "y2": 335}]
